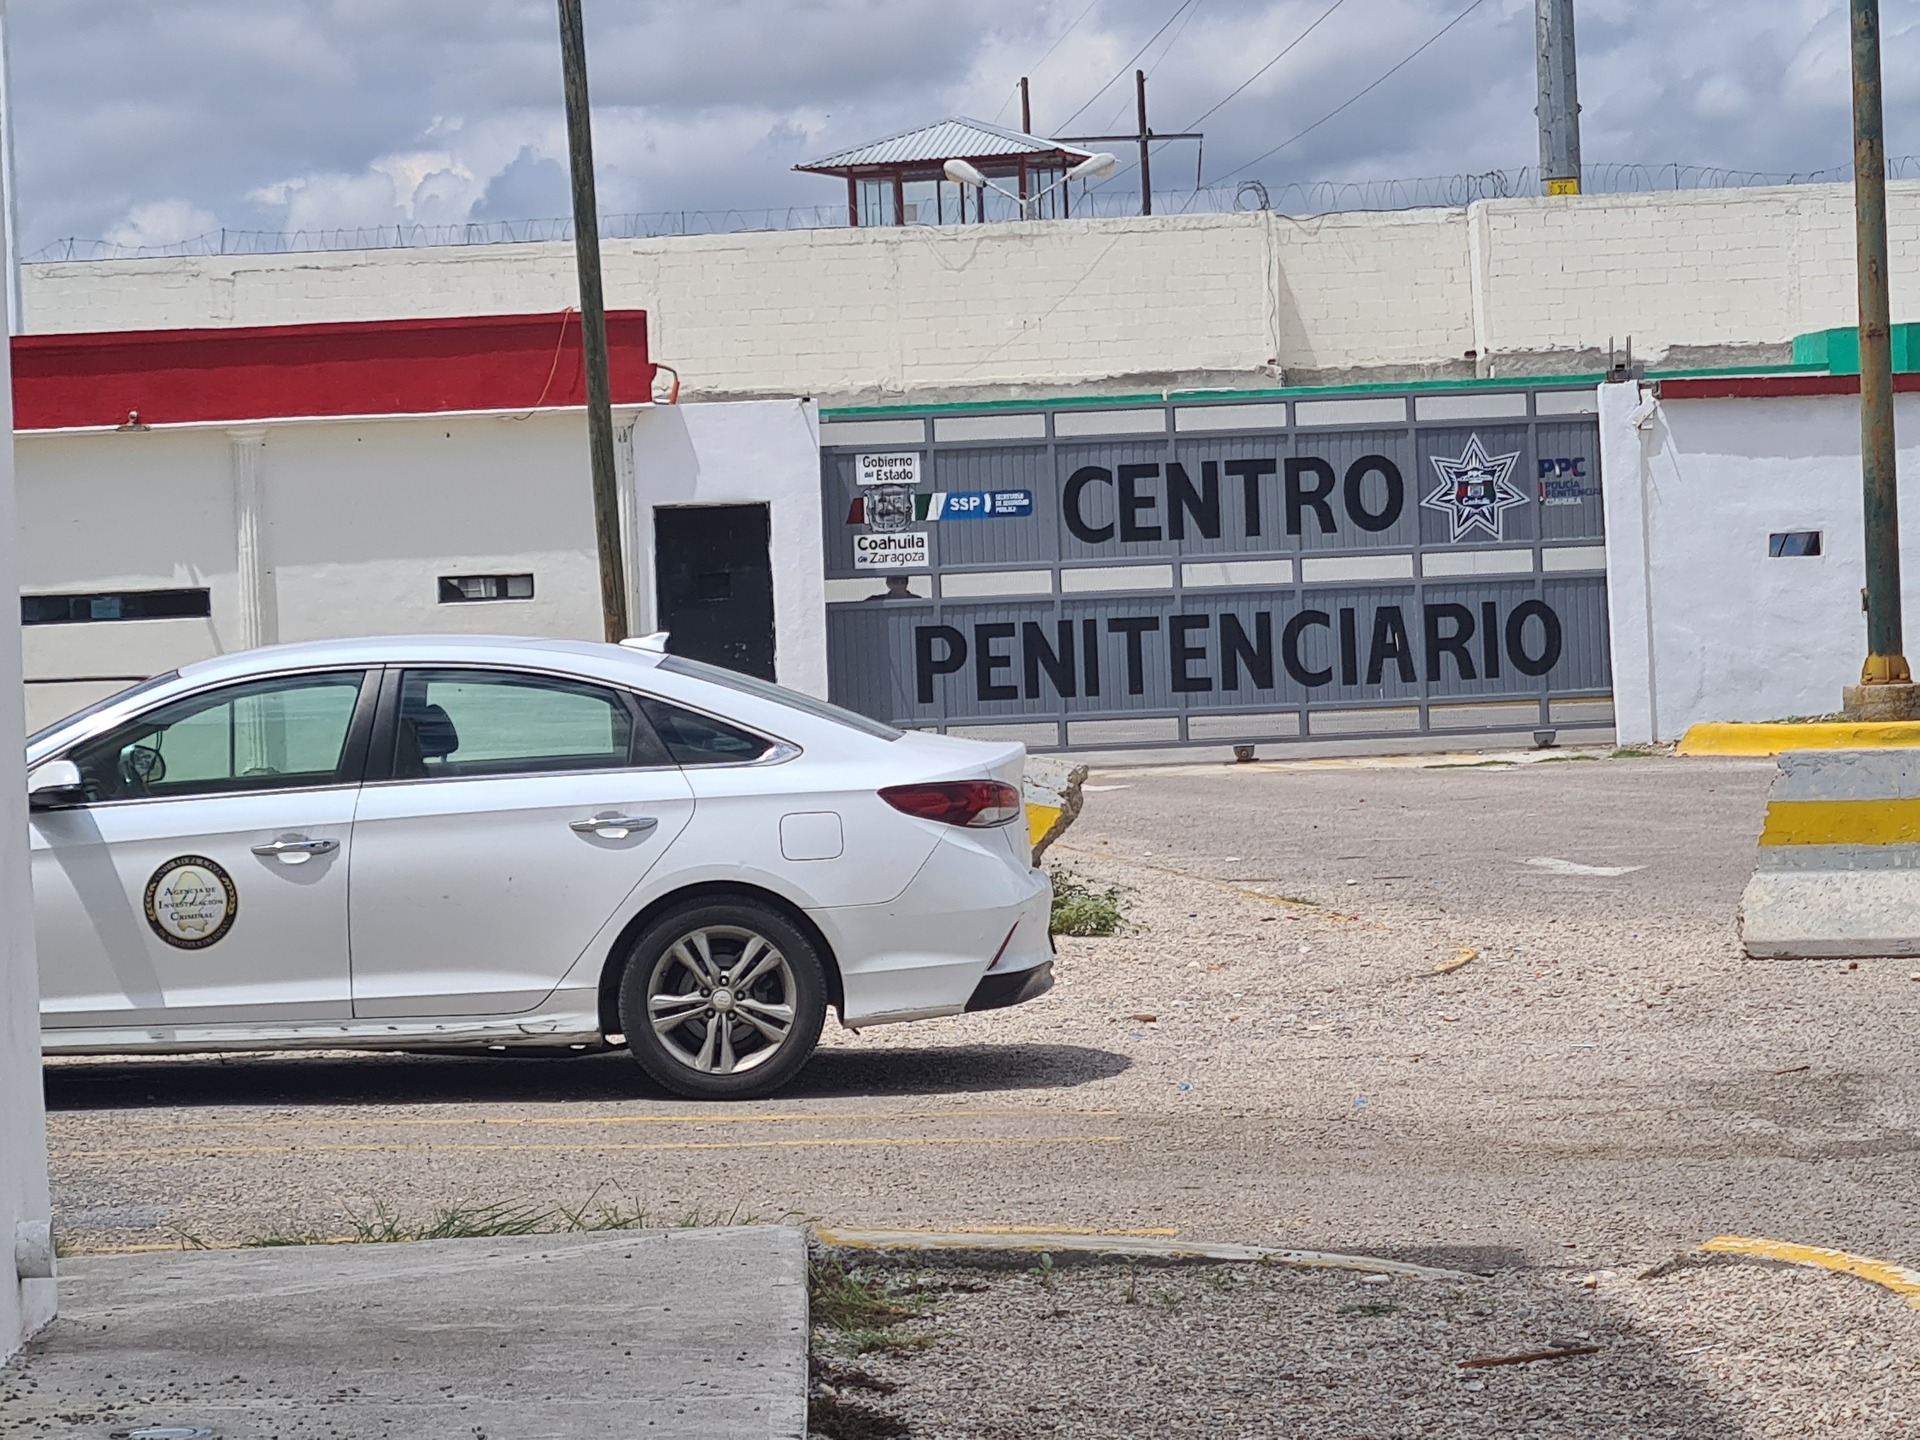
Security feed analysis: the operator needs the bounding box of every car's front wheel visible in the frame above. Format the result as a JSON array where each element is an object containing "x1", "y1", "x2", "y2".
[{"x1": 618, "y1": 899, "x2": 827, "y2": 1100}]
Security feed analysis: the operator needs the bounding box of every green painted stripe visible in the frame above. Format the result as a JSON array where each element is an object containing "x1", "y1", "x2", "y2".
[{"x1": 818, "y1": 364, "x2": 1828, "y2": 420}]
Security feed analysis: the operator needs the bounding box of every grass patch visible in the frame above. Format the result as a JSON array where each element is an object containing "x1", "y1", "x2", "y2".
[
  {"x1": 810, "y1": 1257, "x2": 923, "y2": 1331},
  {"x1": 1612, "y1": 746, "x2": 1653, "y2": 759},
  {"x1": 1049, "y1": 869, "x2": 1127, "y2": 937},
  {"x1": 1429, "y1": 759, "x2": 1516, "y2": 769},
  {"x1": 241, "y1": 1190, "x2": 784, "y2": 1248},
  {"x1": 810, "y1": 1256, "x2": 943, "y2": 1361},
  {"x1": 1531, "y1": 754, "x2": 1599, "y2": 763}
]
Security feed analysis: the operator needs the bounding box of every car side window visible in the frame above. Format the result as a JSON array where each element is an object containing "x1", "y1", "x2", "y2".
[
  {"x1": 68, "y1": 672, "x2": 367, "y2": 803},
  {"x1": 393, "y1": 669, "x2": 658, "y2": 780},
  {"x1": 638, "y1": 698, "x2": 773, "y2": 765}
]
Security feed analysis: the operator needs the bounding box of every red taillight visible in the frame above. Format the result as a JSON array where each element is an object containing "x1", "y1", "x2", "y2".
[{"x1": 880, "y1": 779, "x2": 1023, "y2": 828}]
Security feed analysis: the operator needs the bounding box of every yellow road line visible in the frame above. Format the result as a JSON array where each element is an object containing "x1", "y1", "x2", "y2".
[
  {"x1": 63, "y1": 1113, "x2": 1121, "y2": 1136},
  {"x1": 1759, "y1": 797, "x2": 1920, "y2": 847},
  {"x1": 59, "y1": 1107, "x2": 1121, "y2": 1134},
  {"x1": 1702, "y1": 1235, "x2": 1920, "y2": 1310},
  {"x1": 55, "y1": 1134, "x2": 1127, "y2": 1160}
]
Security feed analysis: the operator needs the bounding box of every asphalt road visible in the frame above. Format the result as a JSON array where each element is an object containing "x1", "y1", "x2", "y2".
[{"x1": 43, "y1": 750, "x2": 1920, "y2": 1281}]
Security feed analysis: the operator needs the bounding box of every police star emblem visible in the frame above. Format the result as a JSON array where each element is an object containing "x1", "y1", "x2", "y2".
[{"x1": 1422, "y1": 434, "x2": 1528, "y2": 543}]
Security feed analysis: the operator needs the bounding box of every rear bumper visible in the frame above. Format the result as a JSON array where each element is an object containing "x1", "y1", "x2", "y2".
[
  {"x1": 965, "y1": 959, "x2": 1054, "y2": 1012},
  {"x1": 812, "y1": 828, "x2": 1053, "y2": 1026}
]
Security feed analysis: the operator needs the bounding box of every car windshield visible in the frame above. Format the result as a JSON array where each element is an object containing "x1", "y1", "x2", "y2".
[
  {"x1": 26, "y1": 671, "x2": 180, "y2": 750},
  {"x1": 656, "y1": 655, "x2": 901, "y2": 741}
]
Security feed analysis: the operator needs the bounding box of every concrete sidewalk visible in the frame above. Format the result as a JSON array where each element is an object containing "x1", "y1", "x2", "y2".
[{"x1": 0, "y1": 1227, "x2": 808, "y2": 1439}]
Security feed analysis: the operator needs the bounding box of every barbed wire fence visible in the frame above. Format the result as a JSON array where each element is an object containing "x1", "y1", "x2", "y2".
[{"x1": 27, "y1": 157, "x2": 1920, "y2": 263}]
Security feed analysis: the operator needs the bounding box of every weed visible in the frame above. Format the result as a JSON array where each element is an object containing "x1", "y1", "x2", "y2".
[
  {"x1": 1049, "y1": 870, "x2": 1127, "y2": 937},
  {"x1": 1121, "y1": 1262, "x2": 1140, "y2": 1305},
  {"x1": 830, "y1": 1327, "x2": 938, "y2": 1358},
  {"x1": 1532, "y1": 754, "x2": 1599, "y2": 764},
  {"x1": 1429, "y1": 759, "x2": 1516, "y2": 769},
  {"x1": 1611, "y1": 747, "x2": 1653, "y2": 759},
  {"x1": 1029, "y1": 1251, "x2": 1057, "y2": 1288},
  {"x1": 1203, "y1": 1267, "x2": 1241, "y2": 1291},
  {"x1": 809, "y1": 1257, "x2": 922, "y2": 1332}
]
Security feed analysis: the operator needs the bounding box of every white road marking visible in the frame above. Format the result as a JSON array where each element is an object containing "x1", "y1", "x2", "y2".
[
  {"x1": 1082, "y1": 784, "x2": 1133, "y2": 792},
  {"x1": 1525, "y1": 856, "x2": 1645, "y2": 877}
]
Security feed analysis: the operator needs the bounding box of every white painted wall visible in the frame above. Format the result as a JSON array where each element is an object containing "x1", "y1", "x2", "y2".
[
  {"x1": 17, "y1": 398, "x2": 827, "y2": 734},
  {"x1": 1600, "y1": 380, "x2": 1920, "y2": 742},
  {"x1": 629, "y1": 399, "x2": 827, "y2": 698},
  {"x1": 1, "y1": 231, "x2": 56, "y2": 1359},
  {"x1": 23, "y1": 181, "x2": 1920, "y2": 397}
]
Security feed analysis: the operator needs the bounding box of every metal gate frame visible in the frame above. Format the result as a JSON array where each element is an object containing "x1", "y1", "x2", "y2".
[{"x1": 820, "y1": 384, "x2": 1612, "y2": 752}]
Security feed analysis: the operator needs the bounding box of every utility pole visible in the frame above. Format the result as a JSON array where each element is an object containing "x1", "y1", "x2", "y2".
[
  {"x1": 1535, "y1": 0, "x2": 1581, "y2": 196},
  {"x1": 1135, "y1": 70, "x2": 1152, "y2": 216},
  {"x1": 1844, "y1": 0, "x2": 1916, "y2": 718},
  {"x1": 1059, "y1": 75, "x2": 1201, "y2": 220},
  {"x1": 1020, "y1": 76, "x2": 1031, "y2": 135},
  {"x1": 557, "y1": 0, "x2": 629, "y2": 642}
]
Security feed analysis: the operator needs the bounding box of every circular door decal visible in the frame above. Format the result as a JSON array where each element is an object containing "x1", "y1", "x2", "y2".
[{"x1": 144, "y1": 856, "x2": 238, "y2": 950}]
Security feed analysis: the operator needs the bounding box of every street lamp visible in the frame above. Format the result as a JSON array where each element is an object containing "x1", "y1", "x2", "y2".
[{"x1": 943, "y1": 152, "x2": 1117, "y2": 218}]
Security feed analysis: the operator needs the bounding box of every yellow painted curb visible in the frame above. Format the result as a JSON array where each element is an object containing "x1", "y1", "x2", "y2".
[
  {"x1": 1760, "y1": 797, "x2": 1920, "y2": 846},
  {"x1": 1701, "y1": 1235, "x2": 1920, "y2": 1310},
  {"x1": 1678, "y1": 721, "x2": 1920, "y2": 756}
]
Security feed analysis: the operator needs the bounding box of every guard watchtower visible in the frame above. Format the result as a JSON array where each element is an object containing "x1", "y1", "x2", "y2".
[{"x1": 796, "y1": 118, "x2": 1100, "y2": 227}]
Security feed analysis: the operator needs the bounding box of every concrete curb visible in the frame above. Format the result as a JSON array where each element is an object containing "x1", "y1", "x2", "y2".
[
  {"x1": 1644, "y1": 1235, "x2": 1920, "y2": 1312},
  {"x1": 1024, "y1": 756, "x2": 1088, "y2": 864},
  {"x1": 811, "y1": 1227, "x2": 1484, "y2": 1281},
  {"x1": 1740, "y1": 748, "x2": 1920, "y2": 958},
  {"x1": 1678, "y1": 720, "x2": 1920, "y2": 756},
  {"x1": 1700, "y1": 1235, "x2": 1920, "y2": 1310}
]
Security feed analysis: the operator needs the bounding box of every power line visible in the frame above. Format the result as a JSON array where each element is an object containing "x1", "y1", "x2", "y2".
[
  {"x1": 1095, "y1": 0, "x2": 1208, "y2": 133},
  {"x1": 1055, "y1": 0, "x2": 1200, "y2": 133},
  {"x1": 1210, "y1": 0, "x2": 1491, "y2": 184},
  {"x1": 994, "y1": 0, "x2": 1104, "y2": 123},
  {"x1": 1184, "y1": 0, "x2": 1347, "y2": 130}
]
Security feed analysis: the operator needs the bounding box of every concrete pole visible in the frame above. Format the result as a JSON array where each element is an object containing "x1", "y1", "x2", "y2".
[
  {"x1": 0, "y1": 99, "x2": 54, "y2": 1354},
  {"x1": 1535, "y1": 0, "x2": 1581, "y2": 196},
  {"x1": 1844, "y1": 0, "x2": 1916, "y2": 718},
  {"x1": 557, "y1": 0, "x2": 630, "y2": 643}
]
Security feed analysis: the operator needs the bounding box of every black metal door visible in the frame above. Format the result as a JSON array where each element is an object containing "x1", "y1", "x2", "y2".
[{"x1": 653, "y1": 504, "x2": 776, "y2": 680}]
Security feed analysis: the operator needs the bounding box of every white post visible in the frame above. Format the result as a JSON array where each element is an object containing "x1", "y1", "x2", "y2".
[
  {"x1": 0, "y1": 0, "x2": 22, "y2": 335},
  {"x1": 0, "y1": 103, "x2": 55, "y2": 1353},
  {"x1": 229, "y1": 428, "x2": 273, "y2": 653}
]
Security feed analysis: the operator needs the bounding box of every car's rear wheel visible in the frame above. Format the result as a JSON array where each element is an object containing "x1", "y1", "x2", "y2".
[{"x1": 617, "y1": 899, "x2": 827, "y2": 1100}]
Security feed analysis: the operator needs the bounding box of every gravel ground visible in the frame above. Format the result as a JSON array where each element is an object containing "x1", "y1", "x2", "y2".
[{"x1": 811, "y1": 1256, "x2": 1920, "y2": 1439}]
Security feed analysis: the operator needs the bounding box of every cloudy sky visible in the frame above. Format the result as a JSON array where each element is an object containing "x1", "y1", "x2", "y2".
[{"x1": 9, "y1": 0, "x2": 1920, "y2": 256}]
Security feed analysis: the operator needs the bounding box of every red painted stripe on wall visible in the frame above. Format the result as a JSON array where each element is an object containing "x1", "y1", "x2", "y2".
[
  {"x1": 1658, "y1": 372, "x2": 1920, "y2": 400},
  {"x1": 11, "y1": 311, "x2": 653, "y2": 431}
]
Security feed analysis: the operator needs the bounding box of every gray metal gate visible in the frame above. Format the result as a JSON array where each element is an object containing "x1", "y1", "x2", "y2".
[{"x1": 819, "y1": 386, "x2": 1610, "y2": 750}]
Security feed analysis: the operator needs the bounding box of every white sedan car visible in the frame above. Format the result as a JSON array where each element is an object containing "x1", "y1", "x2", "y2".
[{"x1": 24, "y1": 635, "x2": 1054, "y2": 1099}]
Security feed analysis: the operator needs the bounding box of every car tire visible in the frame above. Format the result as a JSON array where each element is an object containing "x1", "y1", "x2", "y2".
[{"x1": 618, "y1": 898, "x2": 827, "y2": 1100}]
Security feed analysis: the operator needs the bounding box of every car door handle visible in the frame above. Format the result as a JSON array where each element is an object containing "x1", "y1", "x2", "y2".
[
  {"x1": 250, "y1": 835, "x2": 339, "y2": 864},
  {"x1": 569, "y1": 813, "x2": 660, "y2": 839}
]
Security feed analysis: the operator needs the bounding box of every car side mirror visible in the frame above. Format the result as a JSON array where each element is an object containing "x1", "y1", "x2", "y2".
[{"x1": 27, "y1": 759, "x2": 86, "y2": 810}]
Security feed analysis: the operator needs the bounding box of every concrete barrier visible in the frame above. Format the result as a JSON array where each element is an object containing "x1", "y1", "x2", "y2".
[
  {"x1": 1024, "y1": 755, "x2": 1088, "y2": 864},
  {"x1": 1740, "y1": 749, "x2": 1920, "y2": 958}
]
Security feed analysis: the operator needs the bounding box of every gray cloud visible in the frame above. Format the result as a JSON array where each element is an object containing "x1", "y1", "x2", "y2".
[{"x1": 9, "y1": 0, "x2": 1919, "y2": 255}]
